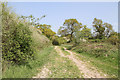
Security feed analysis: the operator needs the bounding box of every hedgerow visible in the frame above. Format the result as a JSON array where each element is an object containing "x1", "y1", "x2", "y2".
[{"x1": 2, "y1": 3, "x2": 34, "y2": 64}]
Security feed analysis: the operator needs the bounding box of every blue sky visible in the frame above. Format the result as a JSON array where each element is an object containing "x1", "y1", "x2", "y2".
[{"x1": 8, "y1": 2, "x2": 118, "y2": 33}]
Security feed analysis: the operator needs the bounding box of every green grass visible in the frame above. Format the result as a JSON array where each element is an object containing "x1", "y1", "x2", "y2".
[
  {"x1": 47, "y1": 47, "x2": 83, "y2": 78},
  {"x1": 2, "y1": 45, "x2": 83, "y2": 78},
  {"x1": 2, "y1": 46, "x2": 54, "y2": 78},
  {"x1": 74, "y1": 51, "x2": 118, "y2": 78},
  {"x1": 65, "y1": 42, "x2": 118, "y2": 78},
  {"x1": 29, "y1": 26, "x2": 51, "y2": 51}
]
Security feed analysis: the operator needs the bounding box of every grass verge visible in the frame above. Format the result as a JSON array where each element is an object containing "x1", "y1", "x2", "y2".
[
  {"x1": 2, "y1": 46, "x2": 54, "y2": 78},
  {"x1": 74, "y1": 51, "x2": 118, "y2": 78}
]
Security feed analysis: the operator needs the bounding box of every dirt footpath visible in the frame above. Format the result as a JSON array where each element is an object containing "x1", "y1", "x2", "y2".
[{"x1": 55, "y1": 46, "x2": 108, "y2": 78}]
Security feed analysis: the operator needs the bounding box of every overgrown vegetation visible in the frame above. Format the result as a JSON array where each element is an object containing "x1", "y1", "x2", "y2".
[
  {"x1": 1, "y1": 2, "x2": 51, "y2": 77},
  {"x1": 58, "y1": 18, "x2": 119, "y2": 45},
  {"x1": 1, "y1": 2, "x2": 119, "y2": 78},
  {"x1": 2, "y1": 3, "x2": 34, "y2": 65},
  {"x1": 59, "y1": 17, "x2": 118, "y2": 78},
  {"x1": 62, "y1": 42, "x2": 118, "y2": 77},
  {"x1": 3, "y1": 46, "x2": 54, "y2": 78}
]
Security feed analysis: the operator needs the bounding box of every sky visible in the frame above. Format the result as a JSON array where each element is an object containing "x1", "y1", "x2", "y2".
[{"x1": 8, "y1": 2, "x2": 118, "y2": 33}]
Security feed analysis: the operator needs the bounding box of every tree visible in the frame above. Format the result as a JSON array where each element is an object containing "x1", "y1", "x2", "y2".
[
  {"x1": 19, "y1": 14, "x2": 46, "y2": 27},
  {"x1": 43, "y1": 28, "x2": 56, "y2": 39},
  {"x1": 37, "y1": 24, "x2": 56, "y2": 40},
  {"x1": 38, "y1": 24, "x2": 51, "y2": 33},
  {"x1": 79, "y1": 25, "x2": 91, "y2": 39},
  {"x1": 74, "y1": 25, "x2": 91, "y2": 43},
  {"x1": 93, "y1": 18, "x2": 105, "y2": 39},
  {"x1": 20, "y1": 13, "x2": 55, "y2": 40},
  {"x1": 103, "y1": 23, "x2": 113, "y2": 38},
  {"x1": 93, "y1": 18, "x2": 113, "y2": 39},
  {"x1": 58, "y1": 19, "x2": 82, "y2": 42},
  {"x1": 107, "y1": 31, "x2": 118, "y2": 45}
]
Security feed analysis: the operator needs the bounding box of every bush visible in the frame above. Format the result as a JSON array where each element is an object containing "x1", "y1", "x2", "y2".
[
  {"x1": 61, "y1": 47, "x2": 65, "y2": 50},
  {"x1": 91, "y1": 48, "x2": 107, "y2": 57},
  {"x1": 52, "y1": 39, "x2": 59, "y2": 45},
  {"x1": 89, "y1": 39, "x2": 101, "y2": 43},
  {"x1": 2, "y1": 3, "x2": 34, "y2": 64},
  {"x1": 66, "y1": 46, "x2": 73, "y2": 50},
  {"x1": 71, "y1": 42, "x2": 117, "y2": 58},
  {"x1": 108, "y1": 35, "x2": 118, "y2": 45},
  {"x1": 2, "y1": 23, "x2": 34, "y2": 64},
  {"x1": 52, "y1": 36, "x2": 67, "y2": 45},
  {"x1": 75, "y1": 49, "x2": 84, "y2": 53}
]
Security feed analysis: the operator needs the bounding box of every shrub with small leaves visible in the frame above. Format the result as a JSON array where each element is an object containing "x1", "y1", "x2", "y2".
[
  {"x1": 2, "y1": 3, "x2": 34, "y2": 64},
  {"x1": 108, "y1": 35, "x2": 118, "y2": 45}
]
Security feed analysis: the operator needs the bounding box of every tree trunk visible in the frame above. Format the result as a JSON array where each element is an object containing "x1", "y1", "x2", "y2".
[{"x1": 70, "y1": 32, "x2": 73, "y2": 42}]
